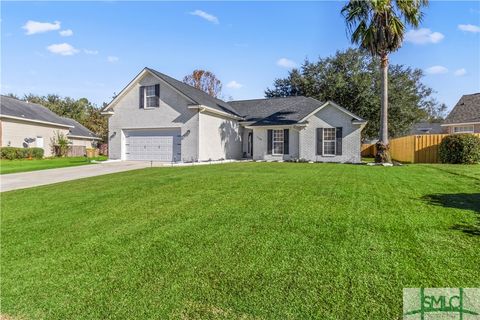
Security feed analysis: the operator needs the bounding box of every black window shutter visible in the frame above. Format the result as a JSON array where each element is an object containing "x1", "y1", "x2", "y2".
[
  {"x1": 316, "y1": 128, "x2": 323, "y2": 155},
  {"x1": 139, "y1": 86, "x2": 145, "y2": 108},
  {"x1": 267, "y1": 130, "x2": 273, "y2": 154},
  {"x1": 336, "y1": 127, "x2": 343, "y2": 155},
  {"x1": 155, "y1": 84, "x2": 160, "y2": 107},
  {"x1": 283, "y1": 129, "x2": 289, "y2": 154}
]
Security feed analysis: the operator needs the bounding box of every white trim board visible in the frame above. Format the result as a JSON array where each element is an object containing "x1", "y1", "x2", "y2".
[
  {"x1": 441, "y1": 122, "x2": 480, "y2": 127},
  {"x1": 0, "y1": 114, "x2": 74, "y2": 128},
  {"x1": 188, "y1": 105, "x2": 243, "y2": 120},
  {"x1": 68, "y1": 135, "x2": 102, "y2": 140}
]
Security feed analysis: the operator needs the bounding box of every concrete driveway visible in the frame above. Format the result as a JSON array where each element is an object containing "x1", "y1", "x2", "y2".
[{"x1": 0, "y1": 161, "x2": 151, "y2": 192}]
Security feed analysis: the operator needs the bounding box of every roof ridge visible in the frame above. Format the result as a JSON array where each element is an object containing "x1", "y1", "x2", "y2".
[
  {"x1": 229, "y1": 96, "x2": 306, "y2": 103},
  {"x1": 146, "y1": 67, "x2": 227, "y2": 104},
  {"x1": 145, "y1": 67, "x2": 240, "y2": 116},
  {"x1": 0, "y1": 95, "x2": 73, "y2": 127}
]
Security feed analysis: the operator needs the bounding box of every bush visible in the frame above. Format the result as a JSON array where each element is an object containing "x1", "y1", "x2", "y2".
[
  {"x1": 439, "y1": 134, "x2": 480, "y2": 164},
  {"x1": 1, "y1": 147, "x2": 19, "y2": 160},
  {"x1": 0, "y1": 147, "x2": 44, "y2": 160},
  {"x1": 30, "y1": 147, "x2": 45, "y2": 159},
  {"x1": 50, "y1": 131, "x2": 70, "y2": 157}
]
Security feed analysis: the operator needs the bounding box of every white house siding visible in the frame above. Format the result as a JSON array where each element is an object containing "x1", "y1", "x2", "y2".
[
  {"x1": 1, "y1": 118, "x2": 69, "y2": 157},
  {"x1": 198, "y1": 111, "x2": 242, "y2": 161},
  {"x1": 108, "y1": 74, "x2": 199, "y2": 161},
  {"x1": 299, "y1": 104, "x2": 362, "y2": 163},
  {"x1": 69, "y1": 137, "x2": 94, "y2": 148},
  {"x1": 252, "y1": 127, "x2": 299, "y2": 161}
]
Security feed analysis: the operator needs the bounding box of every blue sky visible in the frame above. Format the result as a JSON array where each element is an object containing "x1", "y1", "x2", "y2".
[{"x1": 1, "y1": 1, "x2": 479, "y2": 111}]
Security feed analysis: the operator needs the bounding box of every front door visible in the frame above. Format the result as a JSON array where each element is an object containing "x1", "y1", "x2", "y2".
[{"x1": 248, "y1": 132, "x2": 253, "y2": 156}]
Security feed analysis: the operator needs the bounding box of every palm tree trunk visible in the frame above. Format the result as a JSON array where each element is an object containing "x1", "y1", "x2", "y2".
[
  {"x1": 380, "y1": 53, "x2": 389, "y2": 145},
  {"x1": 375, "y1": 53, "x2": 392, "y2": 163}
]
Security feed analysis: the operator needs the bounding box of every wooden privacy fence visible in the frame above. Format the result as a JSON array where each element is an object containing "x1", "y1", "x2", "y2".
[
  {"x1": 67, "y1": 145, "x2": 86, "y2": 157},
  {"x1": 54, "y1": 145, "x2": 87, "y2": 157},
  {"x1": 361, "y1": 143, "x2": 376, "y2": 157},
  {"x1": 390, "y1": 133, "x2": 480, "y2": 163}
]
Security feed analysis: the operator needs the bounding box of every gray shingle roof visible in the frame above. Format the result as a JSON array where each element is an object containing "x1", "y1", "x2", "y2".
[
  {"x1": 146, "y1": 68, "x2": 241, "y2": 117},
  {"x1": 0, "y1": 95, "x2": 71, "y2": 127},
  {"x1": 229, "y1": 96, "x2": 327, "y2": 126},
  {"x1": 61, "y1": 117, "x2": 99, "y2": 139},
  {"x1": 409, "y1": 121, "x2": 445, "y2": 135},
  {"x1": 444, "y1": 93, "x2": 480, "y2": 124},
  {"x1": 110, "y1": 68, "x2": 365, "y2": 126}
]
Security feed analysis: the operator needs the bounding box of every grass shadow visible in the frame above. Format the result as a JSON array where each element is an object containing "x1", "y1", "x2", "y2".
[{"x1": 422, "y1": 193, "x2": 480, "y2": 236}]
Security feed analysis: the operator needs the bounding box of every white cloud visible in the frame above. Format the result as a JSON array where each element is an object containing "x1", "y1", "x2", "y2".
[
  {"x1": 458, "y1": 24, "x2": 480, "y2": 33},
  {"x1": 23, "y1": 20, "x2": 60, "y2": 35},
  {"x1": 454, "y1": 68, "x2": 467, "y2": 76},
  {"x1": 59, "y1": 29, "x2": 73, "y2": 37},
  {"x1": 425, "y1": 65, "x2": 448, "y2": 75},
  {"x1": 84, "y1": 49, "x2": 99, "y2": 55},
  {"x1": 405, "y1": 28, "x2": 444, "y2": 44},
  {"x1": 107, "y1": 56, "x2": 119, "y2": 63},
  {"x1": 277, "y1": 58, "x2": 297, "y2": 69},
  {"x1": 46, "y1": 43, "x2": 79, "y2": 56},
  {"x1": 189, "y1": 10, "x2": 219, "y2": 24},
  {"x1": 226, "y1": 81, "x2": 243, "y2": 89}
]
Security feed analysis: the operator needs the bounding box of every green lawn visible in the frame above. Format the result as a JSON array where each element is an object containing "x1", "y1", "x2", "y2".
[
  {"x1": 1, "y1": 163, "x2": 479, "y2": 319},
  {"x1": 0, "y1": 156, "x2": 108, "y2": 174}
]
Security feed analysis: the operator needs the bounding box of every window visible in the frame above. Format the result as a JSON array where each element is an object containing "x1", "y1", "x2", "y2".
[
  {"x1": 145, "y1": 85, "x2": 159, "y2": 108},
  {"x1": 273, "y1": 129, "x2": 284, "y2": 155},
  {"x1": 36, "y1": 136, "x2": 44, "y2": 148},
  {"x1": 453, "y1": 126, "x2": 474, "y2": 133},
  {"x1": 323, "y1": 128, "x2": 336, "y2": 156}
]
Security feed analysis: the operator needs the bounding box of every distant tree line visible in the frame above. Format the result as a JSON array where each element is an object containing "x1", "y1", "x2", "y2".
[{"x1": 6, "y1": 51, "x2": 446, "y2": 143}]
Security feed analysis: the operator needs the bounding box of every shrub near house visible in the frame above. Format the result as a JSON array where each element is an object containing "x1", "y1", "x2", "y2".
[
  {"x1": 0, "y1": 147, "x2": 44, "y2": 160},
  {"x1": 439, "y1": 134, "x2": 480, "y2": 164}
]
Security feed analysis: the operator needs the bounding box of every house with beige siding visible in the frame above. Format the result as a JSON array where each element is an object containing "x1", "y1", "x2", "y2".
[
  {"x1": 102, "y1": 68, "x2": 367, "y2": 163},
  {"x1": 0, "y1": 95, "x2": 100, "y2": 157},
  {"x1": 441, "y1": 93, "x2": 480, "y2": 134}
]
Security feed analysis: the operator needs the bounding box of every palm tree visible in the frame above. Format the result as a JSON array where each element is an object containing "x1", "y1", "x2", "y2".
[{"x1": 341, "y1": 0, "x2": 428, "y2": 162}]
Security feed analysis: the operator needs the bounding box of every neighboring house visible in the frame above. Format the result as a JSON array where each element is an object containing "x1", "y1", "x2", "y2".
[
  {"x1": 102, "y1": 68, "x2": 367, "y2": 163},
  {"x1": 441, "y1": 93, "x2": 480, "y2": 134},
  {"x1": 61, "y1": 117, "x2": 101, "y2": 148},
  {"x1": 409, "y1": 121, "x2": 445, "y2": 135},
  {"x1": 0, "y1": 95, "x2": 100, "y2": 157}
]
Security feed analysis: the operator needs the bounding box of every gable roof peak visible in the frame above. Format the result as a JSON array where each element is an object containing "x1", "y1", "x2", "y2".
[{"x1": 444, "y1": 93, "x2": 480, "y2": 124}]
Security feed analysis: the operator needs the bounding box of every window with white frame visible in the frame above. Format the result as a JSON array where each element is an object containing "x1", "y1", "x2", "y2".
[
  {"x1": 145, "y1": 85, "x2": 159, "y2": 108},
  {"x1": 273, "y1": 129, "x2": 284, "y2": 155},
  {"x1": 323, "y1": 128, "x2": 336, "y2": 155},
  {"x1": 453, "y1": 126, "x2": 474, "y2": 133}
]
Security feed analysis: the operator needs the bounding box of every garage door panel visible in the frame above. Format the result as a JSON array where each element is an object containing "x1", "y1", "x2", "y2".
[{"x1": 124, "y1": 129, "x2": 181, "y2": 161}]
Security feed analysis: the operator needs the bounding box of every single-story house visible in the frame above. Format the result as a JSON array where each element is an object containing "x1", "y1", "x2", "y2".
[
  {"x1": 60, "y1": 117, "x2": 102, "y2": 148},
  {"x1": 0, "y1": 95, "x2": 101, "y2": 157},
  {"x1": 409, "y1": 121, "x2": 445, "y2": 135},
  {"x1": 102, "y1": 68, "x2": 367, "y2": 163},
  {"x1": 441, "y1": 93, "x2": 480, "y2": 134}
]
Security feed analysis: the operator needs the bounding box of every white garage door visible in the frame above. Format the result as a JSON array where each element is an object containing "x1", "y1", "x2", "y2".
[{"x1": 124, "y1": 129, "x2": 181, "y2": 162}]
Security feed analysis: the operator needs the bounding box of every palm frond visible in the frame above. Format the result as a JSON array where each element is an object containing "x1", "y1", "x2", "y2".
[{"x1": 342, "y1": 0, "x2": 428, "y2": 55}]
